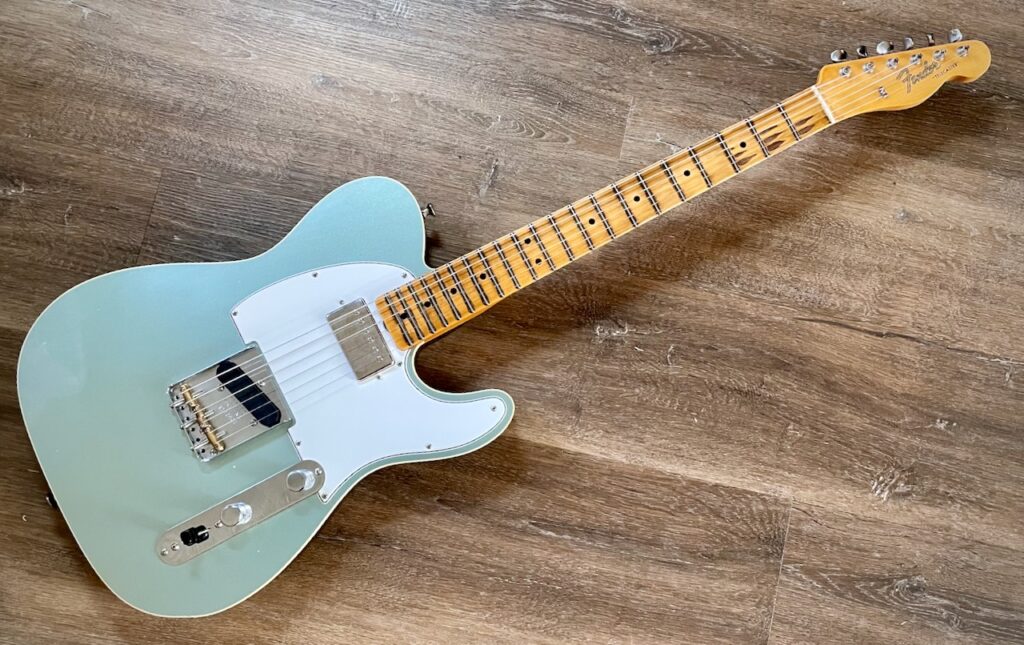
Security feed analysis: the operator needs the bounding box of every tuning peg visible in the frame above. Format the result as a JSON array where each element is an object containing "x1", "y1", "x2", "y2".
[
  {"x1": 903, "y1": 36, "x2": 915, "y2": 49},
  {"x1": 876, "y1": 40, "x2": 894, "y2": 54},
  {"x1": 926, "y1": 33, "x2": 936, "y2": 46},
  {"x1": 949, "y1": 28, "x2": 964, "y2": 42},
  {"x1": 829, "y1": 49, "x2": 848, "y2": 62},
  {"x1": 856, "y1": 45, "x2": 869, "y2": 58}
]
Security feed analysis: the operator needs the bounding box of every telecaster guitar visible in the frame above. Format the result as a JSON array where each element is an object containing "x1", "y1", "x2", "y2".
[{"x1": 17, "y1": 32, "x2": 990, "y2": 616}]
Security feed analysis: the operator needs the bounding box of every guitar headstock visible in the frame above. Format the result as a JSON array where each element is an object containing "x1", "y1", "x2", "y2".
[{"x1": 817, "y1": 30, "x2": 991, "y2": 121}]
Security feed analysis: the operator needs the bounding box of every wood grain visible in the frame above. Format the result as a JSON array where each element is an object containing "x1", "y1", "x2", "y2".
[{"x1": 2, "y1": 0, "x2": 1022, "y2": 642}]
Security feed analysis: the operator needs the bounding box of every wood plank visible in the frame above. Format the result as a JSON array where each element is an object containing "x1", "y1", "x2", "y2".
[{"x1": 769, "y1": 505, "x2": 1024, "y2": 643}]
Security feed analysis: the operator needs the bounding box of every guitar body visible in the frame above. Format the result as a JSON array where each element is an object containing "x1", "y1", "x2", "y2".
[{"x1": 17, "y1": 176, "x2": 514, "y2": 617}]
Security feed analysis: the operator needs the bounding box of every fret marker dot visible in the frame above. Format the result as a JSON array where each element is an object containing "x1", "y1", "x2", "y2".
[
  {"x1": 684, "y1": 169, "x2": 691, "y2": 176},
  {"x1": 479, "y1": 273, "x2": 487, "y2": 280},
  {"x1": 400, "y1": 312, "x2": 409, "y2": 320},
  {"x1": 633, "y1": 195, "x2": 640, "y2": 202},
  {"x1": 588, "y1": 218, "x2": 596, "y2": 225},
  {"x1": 449, "y1": 288, "x2": 457, "y2": 294},
  {"x1": 524, "y1": 238, "x2": 532, "y2": 244},
  {"x1": 535, "y1": 258, "x2": 542, "y2": 264},
  {"x1": 740, "y1": 141, "x2": 747, "y2": 148},
  {"x1": 424, "y1": 301, "x2": 432, "y2": 307}
]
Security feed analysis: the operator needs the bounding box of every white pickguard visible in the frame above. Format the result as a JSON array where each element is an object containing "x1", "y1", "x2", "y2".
[{"x1": 231, "y1": 262, "x2": 507, "y2": 499}]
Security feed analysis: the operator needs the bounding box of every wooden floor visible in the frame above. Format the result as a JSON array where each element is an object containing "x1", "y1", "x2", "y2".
[{"x1": 2, "y1": 1, "x2": 1022, "y2": 643}]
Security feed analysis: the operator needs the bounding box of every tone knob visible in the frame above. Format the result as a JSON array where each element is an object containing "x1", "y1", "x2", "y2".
[
  {"x1": 221, "y1": 502, "x2": 252, "y2": 527},
  {"x1": 287, "y1": 468, "x2": 317, "y2": 492}
]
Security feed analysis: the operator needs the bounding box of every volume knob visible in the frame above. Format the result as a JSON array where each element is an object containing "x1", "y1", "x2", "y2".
[
  {"x1": 287, "y1": 468, "x2": 317, "y2": 492},
  {"x1": 221, "y1": 502, "x2": 252, "y2": 527}
]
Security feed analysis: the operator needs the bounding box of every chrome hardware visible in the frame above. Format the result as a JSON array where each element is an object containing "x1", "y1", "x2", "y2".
[
  {"x1": 933, "y1": 49, "x2": 945, "y2": 61},
  {"x1": 420, "y1": 202, "x2": 437, "y2": 220},
  {"x1": 157, "y1": 460, "x2": 326, "y2": 565},
  {"x1": 286, "y1": 468, "x2": 318, "y2": 492},
  {"x1": 839, "y1": 65, "x2": 851, "y2": 77},
  {"x1": 830, "y1": 49, "x2": 847, "y2": 62},
  {"x1": 220, "y1": 502, "x2": 252, "y2": 527},
  {"x1": 862, "y1": 62, "x2": 875, "y2": 73},
  {"x1": 926, "y1": 33, "x2": 936, "y2": 46},
  {"x1": 903, "y1": 36, "x2": 915, "y2": 50},
  {"x1": 856, "y1": 45, "x2": 869, "y2": 58},
  {"x1": 887, "y1": 57, "x2": 899, "y2": 70},
  {"x1": 949, "y1": 28, "x2": 963, "y2": 43},
  {"x1": 327, "y1": 299, "x2": 394, "y2": 381},
  {"x1": 169, "y1": 345, "x2": 293, "y2": 462},
  {"x1": 910, "y1": 53, "x2": 923, "y2": 65},
  {"x1": 876, "y1": 41, "x2": 894, "y2": 54},
  {"x1": 878, "y1": 87, "x2": 889, "y2": 98},
  {"x1": 957, "y1": 45, "x2": 970, "y2": 57}
]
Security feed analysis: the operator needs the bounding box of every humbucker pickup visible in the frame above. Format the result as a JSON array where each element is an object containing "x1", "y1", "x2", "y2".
[
  {"x1": 169, "y1": 345, "x2": 293, "y2": 461},
  {"x1": 328, "y1": 299, "x2": 394, "y2": 380}
]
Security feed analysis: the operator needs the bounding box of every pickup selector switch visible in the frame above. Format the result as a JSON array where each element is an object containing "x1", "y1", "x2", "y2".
[{"x1": 220, "y1": 502, "x2": 253, "y2": 527}]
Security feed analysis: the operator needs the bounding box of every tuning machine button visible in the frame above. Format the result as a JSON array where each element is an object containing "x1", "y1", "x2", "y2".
[
  {"x1": 220, "y1": 502, "x2": 252, "y2": 527},
  {"x1": 875, "y1": 41, "x2": 894, "y2": 54},
  {"x1": 830, "y1": 49, "x2": 848, "y2": 62},
  {"x1": 949, "y1": 28, "x2": 964, "y2": 43},
  {"x1": 856, "y1": 45, "x2": 869, "y2": 58},
  {"x1": 926, "y1": 33, "x2": 936, "y2": 46},
  {"x1": 903, "y1": 36, "x2": 915, "y2": 50}
]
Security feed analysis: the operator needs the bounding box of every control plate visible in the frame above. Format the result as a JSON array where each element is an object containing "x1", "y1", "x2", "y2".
[{"x1": 156, "y1": 460, "x2": 325, "y2": 565}]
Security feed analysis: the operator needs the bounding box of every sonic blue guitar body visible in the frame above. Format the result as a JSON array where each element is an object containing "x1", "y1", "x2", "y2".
[{"x1": 17, "y1": 177, "x2": 514, "y2": 617}]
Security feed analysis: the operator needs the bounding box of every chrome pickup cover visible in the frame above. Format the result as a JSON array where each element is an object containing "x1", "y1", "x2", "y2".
[
  {"x1": 169, "y1": 345, "x2": 293, "y2": 461},
  {"x1": 328, "y1": 299, "x2": 394, "y2": 380}
]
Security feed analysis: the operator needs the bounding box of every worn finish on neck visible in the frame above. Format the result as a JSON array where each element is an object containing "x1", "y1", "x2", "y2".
[{"x1": 378, "y1": 86, "x2": 832, "y2": 349}]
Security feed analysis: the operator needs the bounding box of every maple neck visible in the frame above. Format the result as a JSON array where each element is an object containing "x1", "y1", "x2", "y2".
[{"x1": 378, "y1": 85, "x2": 834, "y2": 349}]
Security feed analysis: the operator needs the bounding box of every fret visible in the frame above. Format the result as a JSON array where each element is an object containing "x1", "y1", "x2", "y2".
[
  {"x1": 377, "y1": 84, "x2": 833, "y2": 352},
  {"x1": 636, "y1": 172, "x2": 661, "y2": 214},
  {"x1": 777, "y1": 103, "x2": 800, "y2": 140},
  {"x1": 461, "y1": 257, "x2": 490, "y2": 305},
  {"x1": 548, "y1": 214, "x2": 575, "y2": 260},
  {"x1": 405, "y1": 287, "x2": 436, "y2": 334},
  {"x1": 416, "y1": 283, "x2": 448, "y2": 328},
  {"x1": 567, "y1": 206, "x2": 595, "y2": 250},
  {"x1": 661, "y1": 160, "x2": 686, "y2": 202},
  {"x1": 477, "y1": 249, "x2": 505, "y2": 298},
  {"x1": 745, "y1": 118, "x2": 770, "y2": 157},
  {"x1": 382, "y1": 294, "x2": 412, "y2": 347},
  {"x1": 715, "y1": 132, "x2": 740, "y2": 174},
  {"x1": 493, "y1": 240, "x2": 522, "y2": 289},
  {"x1": 511, "y1": 233, "x2": 538, "y2": 280},
  {"x1": 446, "y1": 264, "x2": 475, "y2": 313},
  {"x1": 589, "y1": 194, "x2": 616, "y2": 239},
  {"x1": 688, "y1": 147, "x2": 713, "y2": 188},
  {"x1": 435, "y1": 272, "x2": 462, "y2": 321},
  {"x1": 393, "y1": 291, "x2": 425, "y2": 340},
  {"x1": 528, "y1": 223, "x2": 556, "y2": 270},
  {"x1": 611, "y1": 184, "x2": 638, "y2": 227}
]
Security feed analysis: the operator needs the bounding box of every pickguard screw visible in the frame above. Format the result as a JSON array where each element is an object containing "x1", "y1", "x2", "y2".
[
  {"x1": 401, "y1": 273, "x2": 408, "y2": 278},
  {"x1": 160, "y1": 548, "x2": 169, "y2": 556},
  {"x1": 315, "y1": 468, "x2": 323, "y2": 475},
  {"x1": 490, "y1": 405, "x2": 497, "y2": 412},
  {"x1": 426, "y1": 443, "x2": 432, "y2": 449},
  {"x1": 171, "y1": 544, "x2": 181, "y2": 551},
  {"x1": 232, "y1": 311, "x2": 238, "y2": 317},
  {"x1": 312, "y1": 272, "x2": 319, "y2": 278}
]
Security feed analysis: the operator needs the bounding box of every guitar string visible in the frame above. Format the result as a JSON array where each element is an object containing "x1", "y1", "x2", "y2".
[
  {"x1": 186, "y1": 65, "x2": 916, "y2": 449},
  {"x1": 187, "y1": 84, "x2": 843, "y2": 425},
  {"x1": 183, "y1": 59, "x2": 890, "y2": 405},
  {"x1": 189, "y1": 60, "x2": 921, "y2": 435},
  {"x1": 188, "y1": 61, "x2": 919, "y2": 436}
]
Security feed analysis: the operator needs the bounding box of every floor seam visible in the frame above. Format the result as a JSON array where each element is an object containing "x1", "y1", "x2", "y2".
[
  {"x1": 765, "y1": 501, "x2": 793, "y2": 644},
  {"x1": 132, "y1": 168, "x2": 165, "y2": 266}
]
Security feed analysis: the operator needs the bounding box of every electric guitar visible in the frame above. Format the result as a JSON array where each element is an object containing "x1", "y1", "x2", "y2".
[{"x1": 17, "y1": 32, "x2": 990, "y2": 616}]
